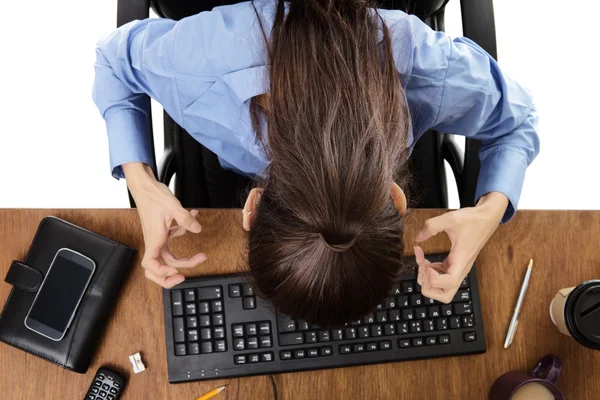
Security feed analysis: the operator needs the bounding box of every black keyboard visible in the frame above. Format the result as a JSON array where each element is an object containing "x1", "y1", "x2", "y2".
[{"x1": 162, "y1": 254, "x2": 486, "y2": 382}]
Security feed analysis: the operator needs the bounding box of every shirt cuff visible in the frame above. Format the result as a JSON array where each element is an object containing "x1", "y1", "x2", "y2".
[
  {"x1": 475, "y1": 149, "x2": 528, "y2": 224},
  {"x1": 105, "y1": 109, "x2": 155, "y2": 179}
]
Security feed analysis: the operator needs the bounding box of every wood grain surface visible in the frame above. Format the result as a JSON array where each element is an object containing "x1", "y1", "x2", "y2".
[{"x1": 0, "y1": 209, "x2": 598, "y2": 399}]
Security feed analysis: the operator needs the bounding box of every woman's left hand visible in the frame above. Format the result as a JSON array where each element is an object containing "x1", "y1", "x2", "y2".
[{"x1": 414, "y1": 192, "x2": 509, "y2": 303}]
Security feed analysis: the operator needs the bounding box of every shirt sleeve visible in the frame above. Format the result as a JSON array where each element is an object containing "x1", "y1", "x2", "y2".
[
  {"x1": 92, "y1": 18, "x2": 182, "y2": 179},
  {"x1": 396, "y1": 14, "x2": 540, "y2": 223}
]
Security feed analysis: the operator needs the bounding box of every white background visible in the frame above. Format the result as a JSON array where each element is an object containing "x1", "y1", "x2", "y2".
[{"x1": 1, "y1": 0, "x2": 598, "y2": 209}]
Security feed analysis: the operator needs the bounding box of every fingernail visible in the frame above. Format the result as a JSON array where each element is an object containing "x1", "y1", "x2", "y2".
[{"x1": 191, "y1": 221, "x2": 201, "y2": 232}]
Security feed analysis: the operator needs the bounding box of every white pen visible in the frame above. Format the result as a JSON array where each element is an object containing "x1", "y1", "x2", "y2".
[{"x1": 504, "y1": 259, "x2": 534, "y2": 349}]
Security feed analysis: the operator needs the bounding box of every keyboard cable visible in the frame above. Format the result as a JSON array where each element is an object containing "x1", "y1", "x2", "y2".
[{"x1": 268, "y1": 374, "x2": 278, "y2": 400}]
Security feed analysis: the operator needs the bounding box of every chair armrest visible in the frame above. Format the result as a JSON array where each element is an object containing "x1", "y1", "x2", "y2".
[{"x1": 158, "y1": 148, "x2": 177, "y2": 187}]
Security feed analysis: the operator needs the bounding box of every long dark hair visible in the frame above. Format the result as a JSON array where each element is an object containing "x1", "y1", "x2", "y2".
[{"x1": 248, "y1": 0, "x2": 411, "y2": 326}]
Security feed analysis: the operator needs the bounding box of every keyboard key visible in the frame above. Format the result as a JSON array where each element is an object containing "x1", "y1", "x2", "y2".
[
  {"x1": 280, "y1": 332, "x2": 304, "y2": 346},
  {"x1": 280, "y1": 350, "x2": 292, "y2": 360},
  {"x1": 278, "y1": 317, "x2": 296, "y2": 332},
  {"x1": 353, "y1": 343, "x2": 365, "y2": 352},
  {"x1": 199, "y1": 315, "x2": 211, "y2": 327},
  {"x1": 398, "y1": 339, "x2": 411, "y2": 348},
  {"x1": 392, "y1": 284, "x2": 401, "y2": 295},
  {"x1": 199, "y1": 302, "x2": 210, "y2": 314},
  {"x1": 414, "y1": 283, "x2": 421, "y2": 293},
  {"x1": 460, "y1": 277, "x2": 470, "y2": 288},
  {"x1": 366, "y1": 342, "x2": 378, "y2": 351},
  {"x1": 397, "y1": 322, "x2": 409, "y2": 334},
  {"x1": 449, "y1": 316, "x2": 461, "y2": 329},
  {"x1": 173, "y1": 318, "x2": 185, "y2": 342},
  {"x1": 246, "y1": 323, "x2": 257, "y2": 336},
  {"x1": 185, "y1": 303, "x2": 197, "y2": 315},
  {"x1": 362, "y1": 313, "x2": 375, "y2": 324},
  {"x1": 228, "y1": 284, "x2": 241, "y2": 298},
  {"x1": 436, "y1": 318, "x2": 448, "y2": 330},
  {"x1": 187, "y1": 316, "x2": 198, "y2": 328},
  {"x1": 308, "y1": 348, "x2": 319, "y2": 357},
  {"x1": 463, "y1": 332, "x2": 477, "y2": 342},
  {"x1": 426, "y1": 336, "x2": 437, "y2": 345},
  {"x1": 397, "y1": 295, "x2": 409, "y2": 307},
  {"x1": 427, "y1": 306, "x2": 441, "y2": 318},
  {"x1": 318, "y1": 330, "x2": 330, "y2": 342},
  {"x1": 235, "y1": 355, "x2": 247, "y2": 364},
  {"x1": 175, "y1": 344, "x2": 186, "y2": 356},
  {"x1": 187, "y1": 329, "x2": 198, "y2": 341},
  {"x1": 423, "y1": 319, "x2": 435, "y2": 332},
  {"x1": 440, "y1": 304, "x2": 453, "y2": 316},
  {"x1": 454, "y1": 289, "x2": 471, "y2": 302},
  {"x1": 201, "y1": 328, "x2": 211, "y2": 340},
  {"x1": 234, "y1": 338, "x2": 245, "y2": 350},
  {"x1": 321, "y1": 346, "x2": 333, "y2": 356},
  {"x1": 201, "y1": 342, "x2": 213, "y2": 353},
  {"x1": 171, "y1": 290, "x2": 183, "y2": 316},
  {"x1": 379, "y1": 340, "x2": 392, "y2": 350},
  {"x1": 402, "y1": 281, "x2": 414, "y2": 294},
  {"x1": 211, "y1": 300, "x2": 223, "y2": 313},
  {"x1": 260, "y1": 336, "x2": 272, "y2": 348},
  {"x1": 249, "y1": 354, "x2": 260, "y2": 363},
  {"x1": 297, "y1": 321, "x2": 310, "y2": 330},
  {"x1": 247, "y1": 337, "x2": 259, "y2": 349},
  {"x1": 197, "y1": 286, "x2": 222, "y2": 300},
  {"x1": 243, "y1": 297, "x2": 256, "y2": 309},
  {"x1": 350, "y1": 319, "x2": 362, "y2": 326},
  {"x1": 358, "y1": 326, "x2": 370, "y2": 338},
  {"x1": 344, "y1": 328, "x2": 357, "y2": 340},
  {"x1": 213, "y1": 327, "x2": 225, "y2": 339},
  {"x1": 184, "y1": 289, "x2": 196, "y2": 302},
  {"x1": 384, "y1": 323, "x2": 396, "y2": 336},
  {"x1": 340, "y1": 345, "x2": 351, "y2": 354},
  {"x1": 415, "y1": 307, "x2": 427, "y2": 319},
  {"x1": 412, "y1": 337, "x2": 424, "y2": 346},
  {"x1": 212, "y1": 314, "x2": 224, "y2": 326},
  {"x1": 375, "y1": 311, "x2": 388, "y2": 323},
  {"x1": 402, "y1": 309, "x2": 414, "y2": 320},
  {"x1": 262, "y1": 352, "x2": 274, "y2": 362},
  {"x1": 259, "y1": 322, "x2": 271, "y2": 335},
  {"x1": 370, "y1": 325, "x2": 383, "y2": 337},
  {"x1": 332, "y1": 329, "x2": 344, "y2": 341},
  {"x1": 233, "y1": 325, "x2": 244, "y2": 337},
  {"x1": 423, "y1": 296, "x2": 436, "y2": 305},
  {"x1": 409, "y1": 294, "x2": 422, "y2": 306},
  {"x1": 438, "y1": 334, "x2": 451, "y2": 344},
  {"x1": 242, "y1": 284, "x2": 254, "y2": 296},
  {"x1": 409, "y1": 320, "x2": 422, "y2": 333},
  {"x1": 294, "y1": 349, "x2": 306, "y2": 358},
  {"x1": 389, "y1": 309, "x2": 401, "y2": 321},
  {"x1": 188, "y1": 342, "x2": 199, "y2": 355},
  {"x1": 462, "y1": 315, "x2": 475, "y2": 327},
  {"x1": 215, "y1": 340, "x2": 226, "y2": 352},
  {"x1": 383, "y1": 297, "x2": 396, "y2": 309},
  {"x1": 306, "y1": 331, "x2": 318, "y2": 343},
  {"x1": 454, "y1": 302, "x2": 473, "y2": 315}
]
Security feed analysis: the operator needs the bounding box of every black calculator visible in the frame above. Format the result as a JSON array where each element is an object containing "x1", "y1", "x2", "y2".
[{"x1": 84, "y1": 367, "x2": 125, "y2": 400}]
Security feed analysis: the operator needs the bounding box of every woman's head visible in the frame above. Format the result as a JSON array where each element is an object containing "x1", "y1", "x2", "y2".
[{"x1": 246, "y1": 0, "x2": 411, "y2": 326}]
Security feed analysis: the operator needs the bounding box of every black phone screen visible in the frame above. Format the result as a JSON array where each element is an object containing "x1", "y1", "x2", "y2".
[{"x1": 28, "y1": 254, "x2": 94, "y2": 333}]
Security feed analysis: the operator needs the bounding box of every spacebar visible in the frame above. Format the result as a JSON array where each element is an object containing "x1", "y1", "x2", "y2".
[{"x1": 279, "y1": 332, "x2": 304, "y2": 346}]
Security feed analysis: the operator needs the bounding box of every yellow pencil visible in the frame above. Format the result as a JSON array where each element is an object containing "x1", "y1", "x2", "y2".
[{"x1": 196, "y1": 385, "x2": 227, "y2": 400}]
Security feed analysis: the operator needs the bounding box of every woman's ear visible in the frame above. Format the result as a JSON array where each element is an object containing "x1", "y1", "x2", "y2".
[
  {"x1": 391, "y1": 182, "x2": 407, "y2": 215},
  {"x1": 243, "y1": 188, "x2": 264, "y2": 231}
]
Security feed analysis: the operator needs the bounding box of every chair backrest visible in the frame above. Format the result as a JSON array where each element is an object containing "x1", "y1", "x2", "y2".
[{"x1": 118, "y1": 0, "x2": 496, "y2": 209}]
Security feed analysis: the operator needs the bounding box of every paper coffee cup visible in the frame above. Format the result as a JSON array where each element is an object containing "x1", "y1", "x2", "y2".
[{"x1": 549, "y1": 280, "x2": 600, "y2": 349}]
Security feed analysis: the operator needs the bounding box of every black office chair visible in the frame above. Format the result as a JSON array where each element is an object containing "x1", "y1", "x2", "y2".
[{"x1": 116, "y1": 0, "x2": 497, "y2": 209}]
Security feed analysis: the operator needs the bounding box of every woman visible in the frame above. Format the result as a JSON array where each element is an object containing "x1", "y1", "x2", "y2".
[{"x1": 93, "y1": 0, "x2": 539, "y2": 326}]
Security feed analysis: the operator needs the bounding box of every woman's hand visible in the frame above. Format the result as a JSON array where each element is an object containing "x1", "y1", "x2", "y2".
[
  {"x1": 124, "y1": 162, "x2": 207, "y2": 288},
  {"x1": 414, "y1": 192, "x2": 509, "y2": 303}
]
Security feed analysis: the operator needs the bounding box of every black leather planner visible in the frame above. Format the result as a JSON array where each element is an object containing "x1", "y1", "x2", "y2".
[{"x1": 0, "y1": 216, "x2": 135, "y2": 373}]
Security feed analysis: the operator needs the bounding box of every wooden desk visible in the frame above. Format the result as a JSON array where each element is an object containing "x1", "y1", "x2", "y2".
[{"x1": 0, "y1": 209, "x2": 598, "y2": 399}]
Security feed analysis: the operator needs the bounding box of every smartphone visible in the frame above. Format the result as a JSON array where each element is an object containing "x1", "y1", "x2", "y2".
[{"x1": 24, "y1": 248, "x2": 96, "y2": 341}]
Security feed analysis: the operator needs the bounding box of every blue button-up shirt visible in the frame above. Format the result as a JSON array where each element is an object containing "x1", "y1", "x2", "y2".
[{"x1": 93, "y1": 0, "x2": 539, "y2": 222}]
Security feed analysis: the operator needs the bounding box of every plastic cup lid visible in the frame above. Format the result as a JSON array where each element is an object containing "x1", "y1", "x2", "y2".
[{"x1": 565, "y1": 280, "x2": 600, "y2": 349}]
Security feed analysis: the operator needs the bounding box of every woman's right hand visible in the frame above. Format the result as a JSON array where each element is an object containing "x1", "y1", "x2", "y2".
[{"x1": 123, "y1": 162, "x2": 207, "y2": 288}]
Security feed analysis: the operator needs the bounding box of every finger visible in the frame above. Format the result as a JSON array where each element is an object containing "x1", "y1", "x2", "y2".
[
  {"x1": 173, "y1": 206, "x2": 202, "y2": 233},
  {"x1": 141, "y1": 256, "x2": 178, "y2": 277},
  {"x1": 414, "y1": 246, "x2": 427, "y2": 265},
  {"x1": 161, "y1": 249, "x2": 207, "y2": 269},
  {"x1": 421, "y1": 285, "x2": 453, "y2": 303},
  {"x1": 415, "y1": 213, "x2": 455, "y2": 242},
  {"x1": 145, "y1": 269, "x2": 185, "y2": 288},
  {"x1": 168, "y1": 224, "x2": 187, "y2": 240},
  {"x1": 426, "y1": 268, "x2": 460, "y2": 291}
]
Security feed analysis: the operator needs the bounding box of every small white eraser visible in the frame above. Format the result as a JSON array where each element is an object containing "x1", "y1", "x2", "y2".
[{"x1": 129, "y1": 352, "x2": 145, "y2": 374}]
